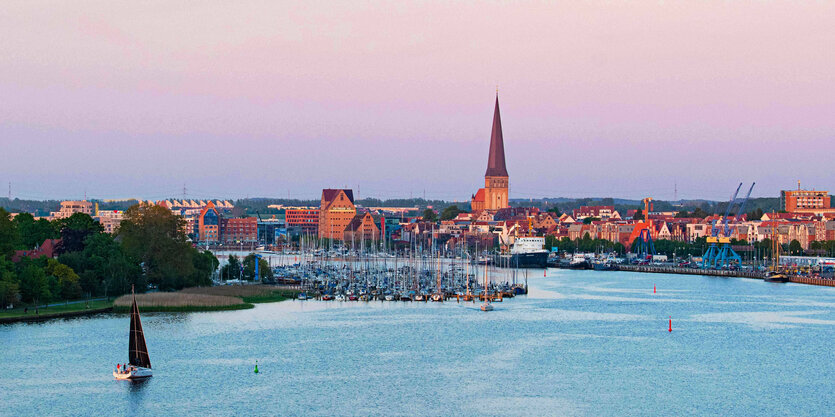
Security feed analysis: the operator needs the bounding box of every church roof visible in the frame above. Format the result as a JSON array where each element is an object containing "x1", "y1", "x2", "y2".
[{"x1": 485, "y1": 95, "x2": 509, "y2": 177}]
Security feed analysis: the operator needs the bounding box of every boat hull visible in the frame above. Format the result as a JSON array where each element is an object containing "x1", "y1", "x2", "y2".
[
  {"x1": 764, "y1": 274, "x2": 789, "y2": 283},
  {"x1": 114, "y1": 367, "x2": 153, "y2": 380},
  {"x1": 510, "y1": 252, "x2": 548, "y2": 268}
]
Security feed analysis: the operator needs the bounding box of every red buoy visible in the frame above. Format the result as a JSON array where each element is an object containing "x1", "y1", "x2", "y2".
[
  {"x1": 544, "y1": 269, "x2": 547, "y2": 277},
  {"x1": 654, "y1": 285, "x2": 656, "y2": 294},
  {"x1": 668, "y1": 316, "x2": 672, "y2": 332}
]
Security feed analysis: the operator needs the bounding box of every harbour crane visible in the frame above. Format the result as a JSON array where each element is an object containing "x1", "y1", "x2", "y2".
[
  {"x1": 702, "y1": 182, "x2": 754, "y2": 269},
  {"x1": 628, "y1": 197, "x2": 656, "y2": 260}
]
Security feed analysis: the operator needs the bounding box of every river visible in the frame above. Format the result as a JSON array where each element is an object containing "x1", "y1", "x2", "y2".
[{"x1": 1, "y1": 268, "x2": 833, "y2": 416}]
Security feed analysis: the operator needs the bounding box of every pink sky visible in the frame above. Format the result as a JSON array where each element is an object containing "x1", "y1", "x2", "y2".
[{"x1": 1, "y1": 1, "x2": 833, "y2": 201}]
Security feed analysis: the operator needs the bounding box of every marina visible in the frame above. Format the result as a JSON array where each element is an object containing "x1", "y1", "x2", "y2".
[{"x1": 2, "y1": 267, "x2": 834, "y2": 416}]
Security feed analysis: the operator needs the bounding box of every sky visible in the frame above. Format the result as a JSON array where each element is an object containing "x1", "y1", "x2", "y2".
[{"x1": 1, "y1": 1, "x2": 834, "y2": 202}]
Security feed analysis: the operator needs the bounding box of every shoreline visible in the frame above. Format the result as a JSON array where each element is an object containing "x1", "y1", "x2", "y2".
[
  {"x1": 1, "y1": 286, "x2": 299, "y2": 325},
  {"x1": 0, "y1": 306, "x2": 114, "y2": 324},
  {"x1": 615, "y1": 264, "x2": 835, "y2": 287}
]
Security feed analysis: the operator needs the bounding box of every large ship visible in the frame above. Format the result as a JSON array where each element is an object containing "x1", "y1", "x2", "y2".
[{"x1": 509, "y1": 237, "x2": 549, "y2": 268}]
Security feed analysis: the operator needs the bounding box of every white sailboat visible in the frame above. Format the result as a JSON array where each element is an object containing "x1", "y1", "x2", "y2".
[
  {"x1": 114, "y1": 287, "x2": 153, "y2": 379},
  {"x1": 481, "y1": 256, "x2": 494, "y2": 312}
]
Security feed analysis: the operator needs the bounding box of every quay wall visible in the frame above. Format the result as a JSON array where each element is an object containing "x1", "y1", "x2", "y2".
[{"x1": 615, "y1": 265, "x2": 835, "y2": 288}]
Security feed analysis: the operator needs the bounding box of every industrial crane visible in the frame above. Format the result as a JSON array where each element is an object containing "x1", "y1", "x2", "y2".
[
  {"x1": 629, "y1": 197, "x2": 656, "y2": 260},
  {"x1": 702, "y1": 182, "x2": 754, "y2": 269}
]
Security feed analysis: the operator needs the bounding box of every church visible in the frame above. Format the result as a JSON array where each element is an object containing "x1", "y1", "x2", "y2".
[{"x1": 471, "y1": 95, "x2": 509, "y2": 211}]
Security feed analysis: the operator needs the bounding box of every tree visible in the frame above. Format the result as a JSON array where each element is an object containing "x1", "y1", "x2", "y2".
[
  {"x1": 546, "y1": 206, "x2": 561, "y2": 217},
  {"x1": 544, "y1": 235, "x2": 560, "y2": 252},
  {"x1": 242, "y1": 253, "x2": 271, "y2": 281},
  {"x1": 54, "y1": 213, "x2": 104, "y2": 253},
  {"x1": 674, "y1": 210, "x2": 690, "y2": 218},
  {"x1": 746, "y1": 208, "x2": 764, "y2": 221},
  {"x1": 45, "y1": 259, "x2": 82, "y2": 300},
  {"x1": 422, "y1": 209, "x2": 437, "y2": 222},
  {"x1": 691, "y1": 207, "x2": 709, "y2": 219},
  {"x1": 632, "y1": 210, "x2": 644, "y2": 220},
  {"x1": 440, "y1": 205, "x2": 461, "y2": 221},
  {"x1": 13, "y1": 213, "x2": 58, "y2": 249},
  {"x1": 190, "y1": 250, "x2": 218, "y2": 286},
  {"x1": 788, "y1": 239, "x2": 803, "y2": 255},
  {"x1": 18, "y1": 264, "x2": 50, "y2": 305},
  {"x1": 0, "y1": 256, "x2": 19, "y2": 307},
  {"x1": 220, "y1": 255, "x2": 242, "y2": 281},
  {"x1": 117, "y1": 204, "x2": 197, "y2": 291},
  {"x1": 582, "y1": 216, "x2": 600, "y2": 224},
  {"x1": 0, "y1": 208, "x2": 20, "y2": 257}
]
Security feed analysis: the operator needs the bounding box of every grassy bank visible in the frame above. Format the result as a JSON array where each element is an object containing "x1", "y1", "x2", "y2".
[{"x1": 0, "y1": 299, "x2": 113, "y2": 321}]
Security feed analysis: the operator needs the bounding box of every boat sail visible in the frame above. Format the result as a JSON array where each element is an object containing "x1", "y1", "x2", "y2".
[{"x1": 114, "y1": 287, "x2": 153, "y2": 380}]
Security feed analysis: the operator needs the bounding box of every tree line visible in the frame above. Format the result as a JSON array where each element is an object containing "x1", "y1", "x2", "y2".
[{"x1": 0, "y1": 204, "x2": 218, "y2": 308}]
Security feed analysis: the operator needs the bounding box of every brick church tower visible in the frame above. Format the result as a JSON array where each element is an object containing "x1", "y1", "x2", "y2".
[{"x1": 471, "y1": 95, "x2": 509, "y2": 211}]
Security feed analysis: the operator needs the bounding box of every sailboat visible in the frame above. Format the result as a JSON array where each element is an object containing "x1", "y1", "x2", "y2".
[
  {"x1": 113, "y1": 287, "x2": 153, "y2": 380},
  {"x1": 481, "y1": 255, "x2": 494, "y2": 312}
]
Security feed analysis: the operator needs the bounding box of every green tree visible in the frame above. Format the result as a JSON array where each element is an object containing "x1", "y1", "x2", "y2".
[
  {"x1": 45, "y1": 259, "x2": 82, "y2": 300},
  {"x1": 582, "y1": 216, "x2": 600, "y2": 224},
  {"x1": 746, "y1": 208, "x2": 764, "y2": 221},
  {"x1": 117, "y1": 204, "x2": 196, "y2": 291},
  {"x1": 788, "y1": 239, "x2": 803, "y2": 255},
  {"x1": 18, "y1": 264, "x2": 50, "y2": 304},
  {"x1": 422, "y1": 209, "x2": 437, "y2": 222},
  {"x1": 674, "y1": 210, "x2": 690, "y2": 218},
  {"x1": 0, "y1": 256, "x2": 20, "y2": 307},
  {"x1": 220, "y1": 255, "x2": 242, "y2": 281},
  {"x1": 632, "y1": 209, "x2": 644, "y2": 220},
  {"x1": 190, "y1": 250, "x2": 218, "y2": 286},
  {"x1": 440, "y1": 205, "x2": 461, "y2": 221},
  {"x1": 691, "y1": 207, "x2": 709, "y2": 219},
  {"x1": 242, "y1": 253, "x2": 271, "y2": 281},
  {"x1": 546, "y1": 206, "x2": 561, "y2": 217},
  {"x1": 13, "y1": 213, "x2": 58, "y2": 249},
  {"x1": 54, "y1": 212, "x2": 104, "y2": 253},
  {"x1": 544, "y1": 235, "x2": 560, "y2": 251},
  {"x1": 0, "y1": 208, "x2": 20, "y2": 257}
]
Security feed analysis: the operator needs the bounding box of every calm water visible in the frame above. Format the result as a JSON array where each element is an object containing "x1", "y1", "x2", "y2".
[{"x1": 2, "y1": 269, "x2": 834, "y2": 416}]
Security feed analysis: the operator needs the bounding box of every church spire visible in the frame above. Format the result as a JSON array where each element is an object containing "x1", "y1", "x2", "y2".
[{"x1": 485, "y1": 94, "x2": 508, "y2": 177}]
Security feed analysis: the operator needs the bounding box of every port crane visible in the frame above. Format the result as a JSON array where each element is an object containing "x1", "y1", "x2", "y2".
[
  {"x1": 702, "y1": 182, "x2": 754, "y2": 269},
  {"x1": 628, "y1": 197, "x2": 656, "y2": 260}
]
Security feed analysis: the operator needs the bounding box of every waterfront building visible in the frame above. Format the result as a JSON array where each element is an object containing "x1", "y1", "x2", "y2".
[
  {"x1": 318, "y1": 189, "x2": 356, "y2": 240},
  {"x1": 781, "y1": 187, "x2": 831, "y2": 213},
  {"x1": 221, "y1": 217, "x2": 258, "y2": 243},
  {"x1": 471, "y1": 96, "x2": 510, "y2": 211},
  {"x1": 198, "y1": 201, "x2": 220, "y2": 242},
  {"x1": 286, "y1": 208, "x2": 320, "y2": 234},
  {"x1": 50, "y1": 200, "x2": 93, "y2": 220},
  {"x1": 343, "y1": 212, "x2": 384, "y2": 242}
]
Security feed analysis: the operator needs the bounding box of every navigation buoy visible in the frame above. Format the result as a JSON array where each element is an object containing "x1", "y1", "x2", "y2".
[
  {"x1": 653, "y1": 285, "x2": 656, "y2": 294},
  {"x1": 254, "y1": 360, "x2": 259, "y2": 374},
  {"x1": 544, "y1": 269, "x2": 547, "y2": 277},
  {"x1": 668, "y1": 316, "x2": 672, "y2": 332}
]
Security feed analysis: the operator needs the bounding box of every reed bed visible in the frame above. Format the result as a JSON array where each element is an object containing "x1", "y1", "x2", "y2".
[
  {"x1": 113, "y1": 293, "x2": 249, "y2": 312},
  {"x1": 179, "y1": 285, "x2": 281, "y2": 297}
]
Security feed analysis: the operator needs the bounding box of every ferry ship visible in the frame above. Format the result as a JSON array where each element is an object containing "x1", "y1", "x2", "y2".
[{"x1": 510, "y1": 237, "x2": 549, "y2": 268}]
